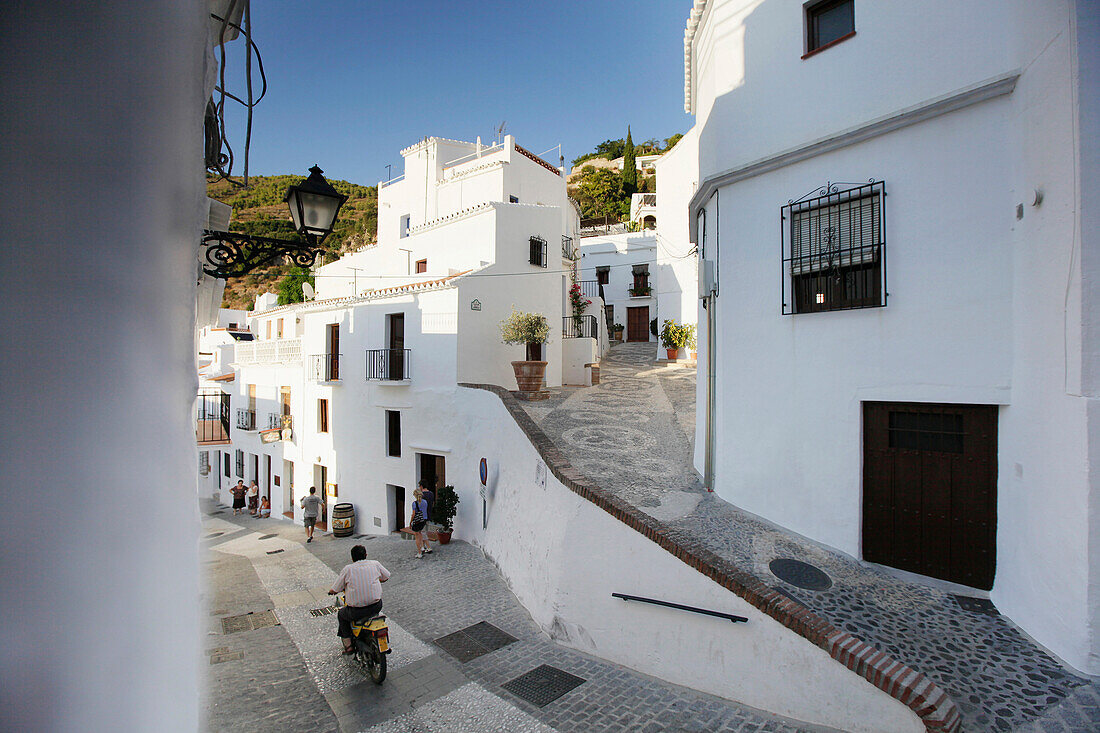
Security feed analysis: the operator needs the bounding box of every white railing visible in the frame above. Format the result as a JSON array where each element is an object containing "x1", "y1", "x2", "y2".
[
  {"x1": 379, "y1": 174, "x2": 405, "y2": 188},
  {"x1": 441, "y1": 142, "x2": 505, "y2": 171},
  {"x1": 235, "y1": 338, "x2": 302, "y2": 365}
]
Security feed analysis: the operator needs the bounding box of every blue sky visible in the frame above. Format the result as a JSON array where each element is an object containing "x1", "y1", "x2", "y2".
[{"x1": 221, "y1": 0, "x2": 694, "y2": 186}]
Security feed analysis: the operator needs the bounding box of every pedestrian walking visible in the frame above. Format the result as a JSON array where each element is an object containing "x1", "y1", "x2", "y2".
[
  {"x1": 247, "y1": 481, "x2": 259, "y2": 516},
  {"x1": 301, "y1": 486, "x2": 322, "y2": 543},
  {"x1": 230, "y1": 480, "x2": 246, "y2": 515},
  {"x1": 410, "y1": 488, "x2": 431, "y2": 558},
  {"x1": 418, "y1": 479, "x2": 435, "y2": 525}
]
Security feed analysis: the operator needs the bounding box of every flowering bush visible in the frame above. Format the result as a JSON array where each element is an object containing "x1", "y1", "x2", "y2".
[
  {"x1": 660, "y1": 319, "x2": 692, "y2": 349},
  {"x1": 568, "y1": 283, "x2": 591, "y2": 328},
  {"x1": 499, "y1": 308, "x2": 550, "y2": 346}
]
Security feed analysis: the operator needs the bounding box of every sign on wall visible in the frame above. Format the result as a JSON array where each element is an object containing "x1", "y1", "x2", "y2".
[{"x1": 470, "y1": 299, "x2": 482, "y2": 311}]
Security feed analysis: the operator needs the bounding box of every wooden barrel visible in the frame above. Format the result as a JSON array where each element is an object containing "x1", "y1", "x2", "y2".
[{"x1": 331, "y1": 503, "x2": 355, "y2": 537}]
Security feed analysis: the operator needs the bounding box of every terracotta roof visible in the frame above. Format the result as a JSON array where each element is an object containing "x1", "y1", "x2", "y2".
[{"x1": 210, "y1": 373, "x2": 236, "y2": 382}]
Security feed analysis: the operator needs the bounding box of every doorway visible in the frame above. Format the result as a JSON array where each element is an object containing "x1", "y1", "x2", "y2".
[
  {"x1": 387, "y1": 313, "x2": 405, "y2": 380},
  {"x1": 862, "y1": 402, "x2": 998, "y2": 590},
  {"x1": 627, "y1": 306, "x2": 649, "y2": 342},
  {"x1": 417, "y1": 453, "x2": 446, "y2": 492},
  {"x1": 283, "y1": 460, "x2": 294, "y2": 519},
  {"x1": 264, "y1": 455, "x2": 271, "y2": 501},
  {"x1": 313, "y1": 463, "x2": 328, "y2": 531},
  {"x1": 250, "y1": 453, "x2": 259, "y2": 486},
  {"x1": 326, "y1": 323, "x2": 340, "y2": 381},
  {"x1": 389, "y1": 484, "x2": 406, "y2": 532}
]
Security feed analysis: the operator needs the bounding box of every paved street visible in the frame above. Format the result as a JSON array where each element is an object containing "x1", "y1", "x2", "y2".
[
  {"x1": 201, "y1": 502, "x2": 820, "y2": 732},
  {"x1": 520, "y1": 342, "x2": 1100, "y2": 733}
]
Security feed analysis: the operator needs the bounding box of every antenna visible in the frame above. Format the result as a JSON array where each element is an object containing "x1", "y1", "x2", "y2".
[
  {"x1": 495, "y1": 121, "x2": 507, "y2": 144},
  {"x1": 302, "y1": 282, "x2": 315, "y2": 300}
]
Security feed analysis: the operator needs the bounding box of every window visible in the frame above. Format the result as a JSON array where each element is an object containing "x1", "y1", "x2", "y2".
[
  {"x1": 386, "y1": 410, "x2": 401, "y2": 457},
  {"x1": 400, "y1": 214, "x2": 410, "y2": 238},
  {"x1": 509, "y1": 195, "x2": 519, "y2": 203},
  {"x1": 224, "y1": 452, "x2": 231, "y2": 477},
  {"x1": 529, "y1": 236, "x2": 547, "y2": 267},
  {"x1": 266, "y1": 320, "x2": 271, "y2": 339},
  {"x1": 782, "y1": 181, "x2": 885, "y2": 314},
  {"x1": 235, "y1": 449, "x2": 244, "y2": 477},
  {"x1": 631, "y1": 264, "x2": 650, "y2": 293},
  {"x1": 319, "y1": 399, "x2": 329, "y2": 433},
  {"x1": 276, "y1": 318, "x2": 283, "y2": 338},
  {"x1": 805, "y1": 0, "x2": 854, "y2": 56},
  {"x1": 199, "y1": 451, "x2": 210, "y2": 476},
  {"x1": 415, "y1": 259, "x2": 427, "y2": 274},
  {"x1": 596, "y1": 266, "x2": 610, "y2": 285}
]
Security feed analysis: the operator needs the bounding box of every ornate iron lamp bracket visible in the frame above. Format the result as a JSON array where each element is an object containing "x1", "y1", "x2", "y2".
[{"x1": 201, "y1": 230, "x2": 321, "y2": 279}]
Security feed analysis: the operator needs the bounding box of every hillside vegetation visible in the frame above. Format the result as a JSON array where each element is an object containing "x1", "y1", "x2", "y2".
[
  {"x1": 207, "y1": 174, "x2": 377, "y2": 309},
  {"x1": 567, "y1": 130, "x2": 682, "y2": 220}
]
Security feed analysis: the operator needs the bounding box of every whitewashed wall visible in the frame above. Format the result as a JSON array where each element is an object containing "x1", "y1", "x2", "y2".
[
  {"x1": 444, "y1": 389, "x2": 922, "y2": 733},
  {"x1": 690, "y1": 0, "x2": 1099, "y2": 672},
  {"x1": 654, "y1": 127, "x2": 700, "y2": 330},
  {"x1": 577, "y1": 233, "x2": 658, "y2": 340}
]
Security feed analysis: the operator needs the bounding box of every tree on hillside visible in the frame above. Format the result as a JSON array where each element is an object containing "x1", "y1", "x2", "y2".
[
  {"x1": 622, "y1": 127, "x2": 637, "y2": 195},
  {"x1": 664, "y1": 133, "x2": 684, "y2": 151},
  {"x1": 573, "y1": 167, "x2": 630, "y2": 220},
  {"x1": 277, "y1": 267, "x2": 315, "y2": 305},
  {"x1": 594, "y1": 138, "x2": 625, "y2": 159}
]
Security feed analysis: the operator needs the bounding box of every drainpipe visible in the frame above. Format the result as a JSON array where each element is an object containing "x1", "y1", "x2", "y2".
[{"x1": 704, "y1": 290, "x2": 716, "y2": 491}]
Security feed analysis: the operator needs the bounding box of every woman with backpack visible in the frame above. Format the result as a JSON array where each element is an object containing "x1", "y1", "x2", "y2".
[{"x1": 409, "y1": 488, "x2": 432, "y2": 559}]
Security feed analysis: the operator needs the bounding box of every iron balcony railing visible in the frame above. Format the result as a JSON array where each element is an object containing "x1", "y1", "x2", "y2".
[
  {"x1": 236, "y1": 408, "x2": 256, "y2": 431},
  {"x1": 578, "y1": 280, "x2": 602, "y2": 300},
  {"x1": 196, "y1": 391, "x2": 230, "y2": 444},
  {"x1": 563, "y1": 315, "x2": 598, "y2": 339},
  {"x1": 309, "y1": 353, "x2": 341, "y2": 381},
  {"x1": 267, "y1": 413, "x2": 291, "y2": 430},
  {"x1": 365, "y1": 348, "x2": 411, "y2": 381}
]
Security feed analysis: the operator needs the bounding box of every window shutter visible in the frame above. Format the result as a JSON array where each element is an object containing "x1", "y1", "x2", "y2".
[{"x1": 790, "y1": 192, "x2": 880, "y2": 275}]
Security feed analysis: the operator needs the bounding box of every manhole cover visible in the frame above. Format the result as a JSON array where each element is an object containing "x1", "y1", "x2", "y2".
[
  {"x1": 769, "y1": 559, "x2": 833, "y2": 591},
  {"x1": 266, "y1": 548, "x2": 284, "y2": 555},
  {"x1": 258, "y1": 533, "x2": 277, "y2": 540},
  {"x1": 502, "y1": 665, "x2": 585, "y2": 707},
  {"x1": 310, "y1": 606, "x2": 338, "y2": 617},
  {"x1": 434, "y1": 621, "x2": 517, "y2": 662},
  {"x1": 953, "y1": 595, "x2": 998, "y2": 615},
  {"x1": 221, "y1": 610, "x2": 280, "y2": 634},
  {"x1": 207, "y1": 511, "x2": 224, "y2": 516}
]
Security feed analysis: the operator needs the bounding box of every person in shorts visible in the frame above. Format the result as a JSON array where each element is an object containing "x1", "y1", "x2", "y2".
[{"x1": 300, "y1": 486, "x2": 322, "y2": 543}]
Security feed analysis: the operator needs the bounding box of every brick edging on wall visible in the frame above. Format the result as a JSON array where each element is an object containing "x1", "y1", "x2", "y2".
[{"x1": 459, "y1": 382, "x2": 961, "y2": 733}]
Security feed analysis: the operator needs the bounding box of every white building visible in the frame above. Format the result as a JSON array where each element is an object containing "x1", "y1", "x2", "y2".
[
  {"x1": 205, "y1": 134, "x2": 609, "y2": 534},
  {"x1": 684, "y1": 0, "x2": 1100, "y2": 674},
  {"x1": 577, "y1": 232, "x2": 657, "y2": 345}
]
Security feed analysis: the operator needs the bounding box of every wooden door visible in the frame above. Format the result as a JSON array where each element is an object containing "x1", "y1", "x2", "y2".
[
  {"x1": 627, "y1": 306, "x2": 649, "y2": 342},
  {"x1": 388, "y1": 313, "x2": 405, "y2": 380},
  {"x1": 264, "y1": 455, "x2": 271, "y2": 500},
  {"x1": 394, "y1": 486, "x2": 405, "y2": 531},
  {"x1": 327, "y1": 323, "x2": 340, "y2": 380},
  {"x1": 863, "y1": 402, "x2": 998, "y2": 589}
]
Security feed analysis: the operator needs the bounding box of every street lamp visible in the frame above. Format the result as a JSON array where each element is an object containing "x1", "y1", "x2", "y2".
[{"x1": 201, "y1": 165, "x2": 348, "y2": 279}]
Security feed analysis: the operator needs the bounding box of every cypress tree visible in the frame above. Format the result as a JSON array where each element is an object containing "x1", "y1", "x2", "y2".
[{"x1": 622, "y1": 126, "x2": 637, "y2": 195}]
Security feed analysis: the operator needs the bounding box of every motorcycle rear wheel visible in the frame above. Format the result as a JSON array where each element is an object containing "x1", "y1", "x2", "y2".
[{"x1": 358, "y1": 644, "x2": 386, "y2": 684}]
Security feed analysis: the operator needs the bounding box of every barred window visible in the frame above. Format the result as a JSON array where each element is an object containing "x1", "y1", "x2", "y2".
[
  {"x1": 529, "y1": 236, "x2": 547, "y2": 268},
  {"x1": 782, "y1": 181, "x2": 885, "y2": 314},
  {"x1": 235, "y1": 449, "x2": 244, "y2": 478},
  {"x1": 199, "y1": 451, "x2": 210, "y2": 476}
]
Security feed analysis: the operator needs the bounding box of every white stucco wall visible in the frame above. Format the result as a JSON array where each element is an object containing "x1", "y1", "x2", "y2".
[
  {"x1": 577, "y1": 233, "x2": 658, "y2": 340},
  {"x1": 689, "y1": 0, "x2": 1099, "y2": 672},
  {"x1": 1, "y1": 2, "x2": 207, "y2": 729},
  {"x1": 654, "y1": 127, "x2": 701, "y2": 330},
  {"x1": 445, "y1": 389, "x2": 922, "y2": 733}
]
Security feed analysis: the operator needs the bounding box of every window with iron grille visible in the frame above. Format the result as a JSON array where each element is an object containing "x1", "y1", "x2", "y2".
[
  {"x1": 596, "y1": 266, "x2": 610, "y2": 285},
  {"x1": 224, "y1": 452, "x2": 231, "y2": 477},
  {"x1": 386, "y1": 410, "x2": 401, "y2": 457},
  {"x1": 805, "y1": 0, "x2": 855, "y2": 56},
  {"x1": 199, "y1": 451, "x2": 210, "y2": 476},
  {"x1": 529, "y1": 236, "x2": 547, "y2": 268},
  {"x1": 235, "y1": 449, "x2": 244, "y2": 478},
  {"x1": 782, "y1": 181, "x2": 885, "y2": 314},
  {"x1": 319, "y1": 399, "x2": 329, "y2": 433}
]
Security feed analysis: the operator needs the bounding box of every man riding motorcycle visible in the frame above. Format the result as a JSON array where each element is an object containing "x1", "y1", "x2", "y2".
[{"x1": 328, "y1": 544, "x2": 389, "y2": 654}]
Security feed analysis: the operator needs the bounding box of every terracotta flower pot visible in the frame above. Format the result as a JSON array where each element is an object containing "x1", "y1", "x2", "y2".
[
  {"x1": 437, "y1": 530, "x2": 452, "y2": 545},
  {"x1": 690, "y1": 350, "x2": 697, "y2": 360},
  {"x1": 666, "y1": 348, "x2": 679, "y2": 360},
  {"x1": 511, "y1": 360, "x2": 549, "y2": 400}
]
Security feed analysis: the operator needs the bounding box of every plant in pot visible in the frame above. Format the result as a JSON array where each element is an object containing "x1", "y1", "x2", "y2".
[
  {"x1": 685, "y1": 324, "x2": 697, "y2": 360},
  {"x1": 611, "y1": 323, "x2": 624, "y2": 341},
  {"x1": 568, "y1": 282, "x2": 591, "y2": 333},
  {"x1": 500, "y1": 308, "x2": 550, "y2": 400},
  {"x1": 628, "y1": 284, "x2": 652, "y2": 297},
  {"x1": 431, "y1": 485, "x2": 460, "y2": 544},
  {"x1": 661, "y1": 319, "x2": 688, "y2": 360}
]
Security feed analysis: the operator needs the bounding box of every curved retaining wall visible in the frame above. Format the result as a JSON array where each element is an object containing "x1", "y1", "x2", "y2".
[{"x1": 456, "y1": 384, "x2": 960, "y2": 732}]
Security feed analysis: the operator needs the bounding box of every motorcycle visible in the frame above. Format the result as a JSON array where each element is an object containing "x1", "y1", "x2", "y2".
[{"x1": 333, "y1": 593, "x2": 391, "y2": 684}]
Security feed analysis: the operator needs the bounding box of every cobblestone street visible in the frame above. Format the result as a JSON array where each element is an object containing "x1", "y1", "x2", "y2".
[
  {"x1": 201, "y1": 503, "x2": 820, "y2": 732},
  {"x1": 519, "y1": 342, "x2": 1100, "y2": 732}
]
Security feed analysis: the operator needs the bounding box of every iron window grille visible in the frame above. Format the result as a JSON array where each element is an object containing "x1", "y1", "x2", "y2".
[
  {"x1": 782, "y1": 180, "x2": 886, "y2": 315},
  {"x1": 235, "y1": 449, "x2": 244, "y2": 478},
  {"x1": 236, "y1": 408, "x2": 256, "y2": 431},
  {"x1": 806, "y1": 0, "x2": 855, "y2": 55},
  {"x1": 224, "y1": 453, "x2": 231, "y2": 477},
  {"x1": 561, "y1": 235, "x2": 575, "y2": 260},
  {"x1": 267, "y1": 413, "x2": 288, "y2": 430},
  {"x1": 196, "y1": 390, "x2": 230, "y2": 443},
  {"x1": 365, "y1": 348, "x2": 411, "y2": 381},
  {"x1": 631, "y1": 264, "x2": 650, "y2": 294},
  {"x1": 529, "y1": 236, "x2": 547, "y2": 268},
  {"x1": 199, "y1": 451, "x2": 210, "y2": 476}
]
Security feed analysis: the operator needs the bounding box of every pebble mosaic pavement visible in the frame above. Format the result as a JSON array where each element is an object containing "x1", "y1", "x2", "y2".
[
  {"x1": 518, "y1": 342, "x2": 1100, "y2": 732},
  {"x1": 201, "y1": 504, "x2": 820, "y2": 732}
]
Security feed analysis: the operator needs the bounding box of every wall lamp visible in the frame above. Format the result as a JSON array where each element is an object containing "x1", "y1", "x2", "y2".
[{"x1": 201, "y1": 165, "x2": 348, "y2": 279}]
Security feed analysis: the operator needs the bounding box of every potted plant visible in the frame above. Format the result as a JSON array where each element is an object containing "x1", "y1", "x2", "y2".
[
  {"x1": 500, "y1": 308, "x2": 550, "y2": 400},
  {"x1": 431, "y1": 485, "x2": 460, "y2": 544},
  {"x1": 628, "y1": 284, "x2": 652, "y2": 297},
  {"x1": 661, "y1": 319, "x2": 688, "y2": 361},
  {"x1": 611, "y1": 323, "x2": 624, "y2": 342},
  {"x1": 568, "y1": 282, "x2": 591, "y2": 332},
  {"x1": 685, "y1": 324, "x2": 697, "y2": 360}
]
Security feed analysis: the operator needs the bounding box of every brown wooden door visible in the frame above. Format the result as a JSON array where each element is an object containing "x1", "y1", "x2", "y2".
[
  {"x1": 863, "y1": 402, "x2": 998, "y2": 589},
  {"x1": 327, "y1": 323, "x2": 340, "y2": 380},
  {"x1": 627, "y1": 306, "x2": 649, "y2": 342},
  {"x1": 388, "y1": 313, "x2": 405, "y2": 379}
]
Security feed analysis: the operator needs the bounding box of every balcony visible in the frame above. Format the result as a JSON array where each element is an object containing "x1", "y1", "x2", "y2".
[
  {"x1": 628, "y1": 284, "x2": 652, "y2": 298},
  {"x1": 578, "y1": 280, "x2": 604, "y2": 300},
  {"x1": 267, "y1": 413, "x2": 291, "y2": 430},
  {"x1": 196, "y1": 392, "x2": 230, "y2": 445},
  {"x1": 563, "y1": 315, "x2": 598, "y2": 339},
  {"x1": 365, "y1": 349, "x2": 411, "y2": 382},
  {"x1": 309, "y1": 353, "x2": 341, "y2": 382},
  {"x1": 561, "y1": 235, "x2": 576, "y2": 260},
  {"x1": 236, "y1": 408, "x2": 256, "y2": 431},
  {"x1": 235, "y1": 337, "x2": 302, "y2": 365},
  {"x1": 579, "y1": 215, "x2": 628, "y2": 238}
]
